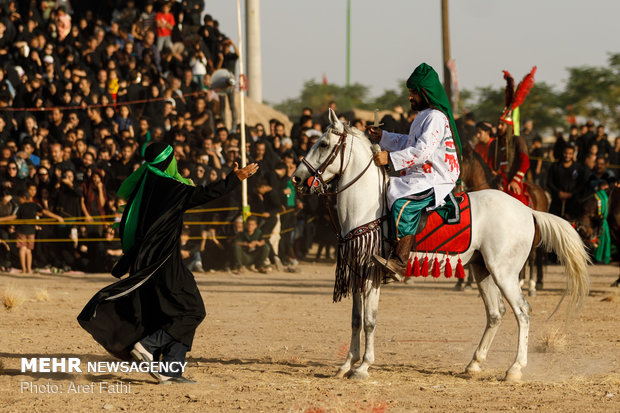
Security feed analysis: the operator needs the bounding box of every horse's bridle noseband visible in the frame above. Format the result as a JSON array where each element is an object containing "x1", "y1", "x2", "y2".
[{"x1": 302, "y1": 128, "x2": 348, "y2": 194}]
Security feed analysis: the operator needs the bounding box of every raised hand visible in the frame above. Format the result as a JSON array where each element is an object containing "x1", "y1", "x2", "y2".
[
  {"x1": 234, "y1": 162, "x2": 259, "y2": 181},
  {"x1": 365, "y1": 126, "x2": 383, "y2": 142}
]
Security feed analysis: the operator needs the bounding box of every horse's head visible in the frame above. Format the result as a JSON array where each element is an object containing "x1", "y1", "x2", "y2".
[{"x1": 292, "y1": 108, "x2": 349, "y2": 194}]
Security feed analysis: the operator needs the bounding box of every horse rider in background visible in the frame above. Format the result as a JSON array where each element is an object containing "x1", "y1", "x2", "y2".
[
  {"x1": 486, "y1": 69, "x2": 536, "y2": 207},
  {"x1": 367, "y1": 63, "x2": 461, "y2": 279}
]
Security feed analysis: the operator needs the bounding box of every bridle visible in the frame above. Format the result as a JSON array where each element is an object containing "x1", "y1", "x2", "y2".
[
  {"x1": 302, "y1": 127, "x2": 375, "y2": 196},
  {"x1": 300, "y1": 126, "x2": 387, "y2": 239}
]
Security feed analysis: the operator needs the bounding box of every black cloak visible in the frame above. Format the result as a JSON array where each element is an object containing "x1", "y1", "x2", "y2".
[{"x1": 77, "y1": 172, "x2": 239, "y2": 360}]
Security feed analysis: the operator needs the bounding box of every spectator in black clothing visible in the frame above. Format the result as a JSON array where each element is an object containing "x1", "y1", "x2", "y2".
[
  {"x1": 529, "y1": 137, "x2": 545, "y2": 186},
  {"x1": 576, "y1": 124, "x2": 592, "y2": 163},
  {"x1": 217, "y1": 37, "x2": 239, "y2": 129},
  {"x1": 567, "y1": 124, "x2": 580, "y2": 147},
  {"x1": 587, "y1": 157, "x2": 616, "y2": 192},
  {"x1": 88, "y1": 225, "x2": 122, "y2": 272},
  {"x1": 547, "y1": 145, "x2": 588, "y2": 218},
  {"x1": 552, "y1": 130, "x2": 566, "y2": 161},
  {"x1": 456, "y1": 111, "x2": 476, "y2": 148},
  {"x1": 590, "y1": 124, "x2": 612, "y2": 159},
  {"x1": 249, "y1": 177, "x2": 281, "y2": 262},
  {"x1": 520, "y1": 120, "x2": 540, "y2": 150},
  {"x1": 231, "y1": 216, "x2": 269, "y2": 274},
  {"x1": 180, "y1": 228, "x2": 202, "y2": 271},
  {"x1": 271, "y1": 162, "x2": 296, "y2": 266},
  {"x1": 609, "y1": 137, "x2": 620, "y2": 167},
  {"x1": 110, "y1": 142, "x2": 139, "y2": 190},
  {"x1": 290, "y1": 109, "x2": 313, "y2": 141},
  {"x1": 15, "y1": 185, "x2": 63, "y2": 273}
]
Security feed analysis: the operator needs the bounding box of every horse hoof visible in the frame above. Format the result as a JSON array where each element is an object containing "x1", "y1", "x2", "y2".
[
  {"x1": 504, "y1": 369, "x2": 522, "y2": 382},
  {"x1": 348, "y1": 370, "x2": 369, "y2": 380},
  {"x1": 335, "y1": 369, "x2": 348, "y2": 379},
  {"x1": 528, "y1": 289, "x2": 536, "y2": 297},
  {"x1": 465, "y1": 362, "x2": 482, "y2": 375}
]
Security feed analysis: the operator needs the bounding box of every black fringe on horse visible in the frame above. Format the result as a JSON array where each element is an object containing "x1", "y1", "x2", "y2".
[{"x1": 333, "y1": 219, "x2": 385, "y2": 302}]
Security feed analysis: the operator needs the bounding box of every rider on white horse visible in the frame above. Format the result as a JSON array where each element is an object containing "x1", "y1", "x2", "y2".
[{"x1": 368, "y1": 63, "x2": 462, "y2": 278}]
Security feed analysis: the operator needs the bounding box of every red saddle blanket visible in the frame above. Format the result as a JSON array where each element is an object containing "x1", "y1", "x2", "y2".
[{"x1": 414, "y1": 193, "x2": 472, "y2": 254}]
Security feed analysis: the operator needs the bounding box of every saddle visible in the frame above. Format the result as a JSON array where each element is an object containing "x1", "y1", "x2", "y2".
[{"x1": 413, "y1": 193, "x2": 472, "y2": 254}]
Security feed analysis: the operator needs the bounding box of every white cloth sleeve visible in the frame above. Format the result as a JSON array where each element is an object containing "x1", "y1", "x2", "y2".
[
  {"x1": 379, "y1": 130, "x2": 410, "y2": 152},
  {"x1": 388, "y1": 113, "x2": 446, "y2": 171}
]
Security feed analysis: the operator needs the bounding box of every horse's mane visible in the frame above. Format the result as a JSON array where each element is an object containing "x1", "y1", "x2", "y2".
[
  {"x1": 340, "y1": 124, "x2": 376, "y2": 156},
  {"x1": 344, "y1": 124, "x2": 372, "y2": 145}
]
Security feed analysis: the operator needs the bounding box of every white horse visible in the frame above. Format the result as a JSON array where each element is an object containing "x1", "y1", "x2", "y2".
[{"x1": 292, "y1": 109, "x2": 589, "y2": 382}]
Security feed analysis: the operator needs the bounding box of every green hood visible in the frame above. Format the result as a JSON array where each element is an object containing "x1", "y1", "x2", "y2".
[
  {"x1": 117, "y1": 144, "x2": 193, "y2": 252},
  {"x1": 407, "y1": 63, "x2": 462, "y2": 167}
]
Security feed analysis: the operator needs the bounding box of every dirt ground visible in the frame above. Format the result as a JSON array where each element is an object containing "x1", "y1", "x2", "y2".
[{"x1": 0, "y1": 261, "x2": 619, "y2": 412}]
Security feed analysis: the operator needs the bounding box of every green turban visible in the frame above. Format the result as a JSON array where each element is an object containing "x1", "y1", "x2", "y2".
[{"x1": 407, "y1": 63, "x2": 462, "y2": 165}]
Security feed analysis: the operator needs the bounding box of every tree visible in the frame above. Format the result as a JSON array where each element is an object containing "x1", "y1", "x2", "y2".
[
  {"x1": 562, "y1": 53, "x2": 620, "y2": 130},
  {"x1": 274, "y1": 79, "x2": 371, "y2": 118}
]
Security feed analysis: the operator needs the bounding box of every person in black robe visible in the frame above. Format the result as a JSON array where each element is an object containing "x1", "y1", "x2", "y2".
[{"x1": 78, "y1": 142, "x2": 258, "y2": 384}]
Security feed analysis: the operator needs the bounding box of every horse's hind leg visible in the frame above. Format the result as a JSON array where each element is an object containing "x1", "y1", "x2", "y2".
[
  {"x1": 335, "y1": 290, "x2": 363, "y2": 378},
  {"x1": 349, "y1": 285, "x2": 380, "y2": 380},
  {"x1": 465, "y1": 263, "x2": 506, "y2": 375},
  {"x1": 528, "y1": 252, "x2": 536, "y2": 296}
]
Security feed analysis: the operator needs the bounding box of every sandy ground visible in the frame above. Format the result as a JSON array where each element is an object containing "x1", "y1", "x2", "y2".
[{"x1": 0, "y1": 261, "x2": 619, "y2": 412}]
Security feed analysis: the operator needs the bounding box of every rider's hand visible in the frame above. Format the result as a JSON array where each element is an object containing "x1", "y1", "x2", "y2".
[
  {"x1": 508, "y1": 180, "x2": 521, "y2": 195},
  {"x1": 373, "y1": 151, "x2": 389, "y2": 166},
  {"x1": 234, "y1": 162, "x2": 259, "y2": 180},
  {"x1": 365, "y1": 126, "x2": 383, "y2": 142}
]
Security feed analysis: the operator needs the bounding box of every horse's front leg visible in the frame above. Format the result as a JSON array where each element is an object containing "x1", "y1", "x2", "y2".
[
  {"x1": 349, "y1": 284, "x2": 380, "y2": 380},
  {"x1": 335, "y1": 290, "x2": 363, "y2": 378}
]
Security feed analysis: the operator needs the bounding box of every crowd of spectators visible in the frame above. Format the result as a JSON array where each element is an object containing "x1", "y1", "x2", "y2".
[{"x1": 0, "y1": 1, "x2": 344, "y2": 274}]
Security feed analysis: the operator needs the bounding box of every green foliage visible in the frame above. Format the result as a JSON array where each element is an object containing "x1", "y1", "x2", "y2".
[
  {"x1": 274, "y1": 79, "x2": 371, "y2": 118},
  {"x1": 274, "y1": 79, "x2": 410, "y2": 118},
  {"x1": 562, "y1": 53, "x2": 620, "y2": 130},
  {"x1": 368, "y1": 79, "x2": 410, "y2": 111}
]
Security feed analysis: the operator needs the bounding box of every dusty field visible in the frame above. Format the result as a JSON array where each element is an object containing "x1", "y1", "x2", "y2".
[{"x1": 0, "y1": 261, "x2": 619, "y2": 412}]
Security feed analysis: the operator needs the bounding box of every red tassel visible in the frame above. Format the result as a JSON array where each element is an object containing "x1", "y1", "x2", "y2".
[
  {"x1": 412, "y1": 256, "x2": 420, "y2": 277},
  {"x1": 445, "y1": 257, "x2": 453, "y2": 278},
  {"x1": 432, "y1": 256, "x2": 441, "y2": 278},
  {"x1": 421, "y1": 256, "x2": 429, "y2": 277},
  {"x1": 405, "y1": 258, "x2": 412, "y2": 278},
  {"x1": 456, "y1": 256, "x2": 465, "y2": 279}
]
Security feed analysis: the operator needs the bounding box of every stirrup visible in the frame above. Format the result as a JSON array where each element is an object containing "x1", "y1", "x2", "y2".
[{"x1": 371, "y1": 254, "x2": 403, "y2": 283}]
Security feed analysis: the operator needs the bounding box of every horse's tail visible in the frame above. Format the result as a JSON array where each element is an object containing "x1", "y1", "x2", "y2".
[{"x1": 531, "y1": 210, "x2": 590, "y2": 316}]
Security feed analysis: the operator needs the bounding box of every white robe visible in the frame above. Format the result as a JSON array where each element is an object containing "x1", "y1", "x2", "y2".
[{"x1": 380, "y1": 108, "x2": 460, "y2": 209}]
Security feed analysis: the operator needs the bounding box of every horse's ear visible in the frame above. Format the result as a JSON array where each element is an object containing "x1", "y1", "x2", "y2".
[{"x1": 328, "y1": 108, "x2": 339, "y2": 127}]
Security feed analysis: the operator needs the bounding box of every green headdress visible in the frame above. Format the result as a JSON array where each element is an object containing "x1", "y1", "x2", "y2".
[
  {"x1": 406, "y1": 62, "x2": 462, "y2": 165},
  {"x1": 117, "y1": 143, "x2": 193, "y2": 252}
]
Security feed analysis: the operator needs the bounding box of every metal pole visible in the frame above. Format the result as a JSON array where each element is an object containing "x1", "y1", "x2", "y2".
[
  {"x1": 246, "y1": 0, "x2": 262, "y2": 102},
  {"x1": 441, "y1": 0, "x2": 452, "y2": 111},
  {"x1": 236, "y1": 0, "x2": 249, "y2": 220},
  {"x1": 346, "y1": 0, "x2": 351, "y2": 88}
]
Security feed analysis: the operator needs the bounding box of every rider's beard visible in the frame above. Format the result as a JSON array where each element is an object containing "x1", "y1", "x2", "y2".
[{"x1": 410, "y1": 99, "x2": 429, "y2": 112}]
